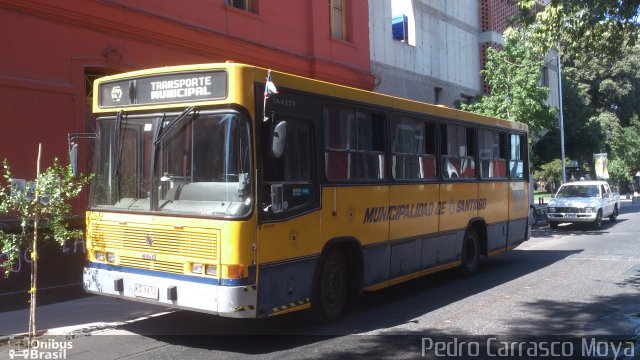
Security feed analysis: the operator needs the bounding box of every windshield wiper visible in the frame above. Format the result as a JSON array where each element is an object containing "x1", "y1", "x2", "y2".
[
  {"x1": 154, "y1": 106, "x2": 199, "y2": 145},
  {"x1": 113, "y1": 110, "x2": 126, "y2": 199}
]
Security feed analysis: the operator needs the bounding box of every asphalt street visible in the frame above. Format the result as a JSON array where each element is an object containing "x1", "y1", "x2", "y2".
[{"x1": 1, "y1": 199, "x2": 639, "y2": 359}]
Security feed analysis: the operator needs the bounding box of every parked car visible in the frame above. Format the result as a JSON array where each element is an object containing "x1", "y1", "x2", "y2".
[{"x1": 547, "y1": 181, "x2": 621, "y2": 229}]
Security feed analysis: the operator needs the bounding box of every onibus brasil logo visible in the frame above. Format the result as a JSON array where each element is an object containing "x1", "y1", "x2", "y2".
[{"x1": 8, "y1": 338, "x2": 73, "y2": 359}]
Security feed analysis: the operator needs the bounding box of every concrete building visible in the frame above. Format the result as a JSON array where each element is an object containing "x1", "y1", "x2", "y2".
[{"x1": 369, "y1": 0, "x2": 558, "y2": 111}]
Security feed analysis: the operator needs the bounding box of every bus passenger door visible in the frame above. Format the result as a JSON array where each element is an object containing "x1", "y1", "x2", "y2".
[{"x1": 255, "y1": 117, "x2": 321, "y2": 318}]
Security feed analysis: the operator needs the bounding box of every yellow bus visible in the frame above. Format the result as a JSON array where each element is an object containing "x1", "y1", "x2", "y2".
[{"x1": 83, "y1": 63, "x2": 529, "y2": 320}]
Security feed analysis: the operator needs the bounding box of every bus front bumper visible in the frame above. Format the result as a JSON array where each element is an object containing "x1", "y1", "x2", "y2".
[{"x1": 83, "y1": 263, "x2": 257, "y2": 318}]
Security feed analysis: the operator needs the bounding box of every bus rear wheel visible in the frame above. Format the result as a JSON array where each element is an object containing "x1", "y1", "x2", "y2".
[
  {"x1": 310, "y1": 248, "x2": 347, "y2": 322},
  {"x1": 460, "y1": 229, "x2": 480, "y2": 275}
]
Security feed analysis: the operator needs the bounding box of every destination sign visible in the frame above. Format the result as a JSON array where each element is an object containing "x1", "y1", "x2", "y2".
[{"x1": 98, "y1": 70, "x2": 227, "y2": 108}]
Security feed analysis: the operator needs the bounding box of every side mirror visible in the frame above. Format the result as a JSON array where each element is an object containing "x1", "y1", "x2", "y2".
[
  {"x1": 69, "y1": 143, "x2": 78, "y2": 178},
  {"x1": 271, "y1": 121, "x2": 287, "y2": 158}
]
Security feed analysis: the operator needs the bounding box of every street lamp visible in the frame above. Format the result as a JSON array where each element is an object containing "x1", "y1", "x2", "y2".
[{"x1": 557, "y1": 40, "x2": 567, "y2": 183}]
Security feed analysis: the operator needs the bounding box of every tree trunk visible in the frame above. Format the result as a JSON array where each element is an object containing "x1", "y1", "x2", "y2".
[{"x1": 29, "y1": 143, "x2": 42, "y2": 341}]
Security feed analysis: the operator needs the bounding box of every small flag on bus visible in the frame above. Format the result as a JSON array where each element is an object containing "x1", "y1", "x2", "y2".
[
  {"x1": 263, "y1": 69, "x2": 278, "y2": 121},
  {"x1": 264, "y1": 70, "x2": 278, "y2": 98}
]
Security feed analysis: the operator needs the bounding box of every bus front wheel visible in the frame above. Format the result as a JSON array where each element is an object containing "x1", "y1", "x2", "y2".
[
  {"x1": 310, "y1": 248, "x2": 347, "y2": 322},
  {"x1": 460, "y1": 229, "x2": 480, "y2": 275}
]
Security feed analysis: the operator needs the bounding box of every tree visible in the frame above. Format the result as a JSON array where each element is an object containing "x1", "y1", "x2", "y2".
[
  {"x1": 537, "y1": 158, "x2": 566, "y2": 192},
  {"x1": 611, "y1": 115, "x2": 640, "y2": 174},
  {"x1": 0, "y1": 145, "x2": 90, "y2": 339},
  {"x1": 519, "y1": 0, "x2": 640, "y2": 61},
  {"x1": 607, "y1": 158, "x2": 632, "y2": 186},
  {"x1": 461, "y1": 27, "x2": 557, "y2": 133}
]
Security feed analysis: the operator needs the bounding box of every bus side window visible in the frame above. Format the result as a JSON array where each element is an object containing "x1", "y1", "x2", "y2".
[
  {"x1": 509, "y1": 133, "x2": 526, "y2": 179},
  {"x1": 262, "y1": 118, "x2": 315, "y2": 214},
  {"x1": 441, "y1": 124, "x2": 476, "y2": 179},
  {"x1": 324, "y1": 104, "x2": 386, "y2": 180},
  {"x1": 391, "y1": 114, "x2": 437, "y2": 180},
  {"x1": 479, "y1": 129, "x2": 507, "y2": 179}
]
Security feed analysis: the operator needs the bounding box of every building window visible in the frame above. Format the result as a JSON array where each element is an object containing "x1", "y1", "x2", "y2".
[
  {"x1": 330, "y1": 0, "x2": 347, "y2": 41},
  {"x1": 226, "y1": 0, "x2": 254, "y2": 13},
  {"x1": 434, "y1": 87, "x2": 443, "y2": 104},
  {"x1": 540, "y1": 66, "x2": 549, "y2": 87},
  {"x1": 460, "y1": 94, "x2": 474, "y2": 105}
]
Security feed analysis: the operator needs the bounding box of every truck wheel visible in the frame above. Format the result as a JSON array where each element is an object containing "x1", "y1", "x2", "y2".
[
  {"x1": 609, "y1": 205, "x2": 618, "y2": 222},
  {"x1": 460, "y1": 229, "x2": 480, "y2": 275},
  {"x1": 549, "y1": 221, "x2": 558, "y2": 229},
  {"x1": 593, "y1": 210, "x2": 603, "y2": 230},
  {"x1": 309, "y1": 248, "x2": 347, "y2": 322}
]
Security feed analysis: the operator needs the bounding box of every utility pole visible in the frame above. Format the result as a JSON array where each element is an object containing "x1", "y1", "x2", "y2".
[{"x1": 557, "y1": 41, "x2": 567, "y2": 183}]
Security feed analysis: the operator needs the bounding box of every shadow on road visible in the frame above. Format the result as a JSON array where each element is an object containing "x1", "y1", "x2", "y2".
[{"x1": 116, "y1": 248, "x2": 582, "y2": 355}]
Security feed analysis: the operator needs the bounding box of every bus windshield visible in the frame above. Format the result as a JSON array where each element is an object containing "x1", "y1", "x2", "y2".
[{"x1": 89, "y1": 111, "x2": 253, "y2": 218}]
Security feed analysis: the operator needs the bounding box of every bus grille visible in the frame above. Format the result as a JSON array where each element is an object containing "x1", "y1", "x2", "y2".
[
  {"x1": 89, "y1": 221, "x2": 219, "y2": 274},
  {"x1": 119, "y1": 256, "x2": 185, "y2": 273}
]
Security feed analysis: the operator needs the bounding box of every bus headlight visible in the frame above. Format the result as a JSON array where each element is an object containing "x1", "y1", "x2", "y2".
[
  {"x1": 95, "y1": 251, "x2": 105, "y2": 261},
  {"x1": 106, "y1": 252, "x2": 116, "y2": 262},
  {"x1": 205, "y1": 264, "x2": 217, "y2": 276},
  {"x1": 190, "y1": 263, "x2": 203, "y2": 274}
]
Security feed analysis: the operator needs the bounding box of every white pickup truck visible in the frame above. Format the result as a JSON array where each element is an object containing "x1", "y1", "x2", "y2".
[{"x1": 547, "y1": 181, "x2": 621, "y2": 229}]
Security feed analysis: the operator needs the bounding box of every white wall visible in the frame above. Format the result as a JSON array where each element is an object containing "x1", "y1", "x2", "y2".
[{"x1": 369, "y1": 0, "x2": 482, "y2": 105}]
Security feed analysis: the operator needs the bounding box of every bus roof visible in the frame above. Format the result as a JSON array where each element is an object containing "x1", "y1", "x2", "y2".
[{"x1": 92, "y1": 62, "x2": 527, "y2": 132}]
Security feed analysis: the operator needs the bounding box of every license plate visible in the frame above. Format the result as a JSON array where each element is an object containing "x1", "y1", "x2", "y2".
[
  {"x1": 134, "y1": 284, "x2": 159, "y2": 300},
  {"x1": 565, "y1": 214, "x2": 577, "y2": 218}
]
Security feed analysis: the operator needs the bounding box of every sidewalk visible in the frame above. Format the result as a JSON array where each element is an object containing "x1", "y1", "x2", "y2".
[{"x1": 0, "y1": 295, "x2": 172, "y2": 341}]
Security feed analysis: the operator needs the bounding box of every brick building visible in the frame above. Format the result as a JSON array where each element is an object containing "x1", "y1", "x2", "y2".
[{"x1": 0, "y1": 0, "x2": 373, "y2": 187}]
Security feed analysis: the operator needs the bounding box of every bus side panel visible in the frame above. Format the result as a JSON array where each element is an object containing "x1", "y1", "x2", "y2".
[
  {"x1": 255, "y1": 256, "x2": 317, "y2": 317},
  {"x1": 256, "y1": 212, "x2": 320, "y2": 317},
  {"x1": 321, "y1": 185, "x2": 389, "y2": 283},
  {"x1": 438, "y1": 183, "x2": 479, "y2": 262},
  {"x1": 362, "y1": 243, "x2": 391, "y2": 288},
  {"x1": 508, "y1": 181, "x2": 529, "y2": 248},
  {"x1": 389, "y1": 184, "x2": 440, "y2": 278},
  {"x1": 479, "y1": 181, "x2": 509, "y2": 254},
  {"x1": 321, "y1": 186, "x2": 389, "y2": 245}
]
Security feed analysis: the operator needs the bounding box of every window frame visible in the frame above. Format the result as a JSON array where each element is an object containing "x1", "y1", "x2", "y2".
[
  {"x1": 260, "y1": 116, "x2": 319, "y2": 221},
  {"x1": 330, "y1": 0, "x2": 348, "y2": 41},
  {"x1": 323, "y1": 103, "x2": 387, "y2": 182},
  {"x1": 440, "y1": 122, "x2": 477, "y2": 180},
  {"x1": 225, "y1": 0, "x2": 256, "y2": 13},
  {"x1": 478, "y1": 127, "x2": 508, "y2": 179},
  {"x1": 508, "y1": 132, "x2": 527, "y2": 180},
  {"x1": 390, "y1": 113, "x2": 438, "y2": 181}
]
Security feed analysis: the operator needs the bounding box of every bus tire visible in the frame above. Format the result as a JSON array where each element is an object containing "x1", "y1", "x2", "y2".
[
  {"x1": 460, "y1": 228, "x2": 480, "y2": 275},
  {"x1": 309, "y1": 247, "x2": 348, "y2": 322}
]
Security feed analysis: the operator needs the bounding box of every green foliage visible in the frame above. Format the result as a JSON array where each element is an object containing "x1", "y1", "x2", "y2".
[
  {"x1": 611, "y1": 115, "x2": 640, "y2": 174},
  {"x1": 521, "y1": 1, "x2": 640, "y2": 179},
  {"x1": 461, "y1": 27, "x2": 557, "y2": 133},
  {"x1": 537, "y1": 158, "x2": 566, "y2": 188},
  {"x1": 519, "y1": 0, "x2": 640, "y2": 60},
  {"x1": 0, "y1": 158, "x2": 90, "y2": 277},
  {"x1": 607, "y1": 158, "x2": 632, "y2": 184}
]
